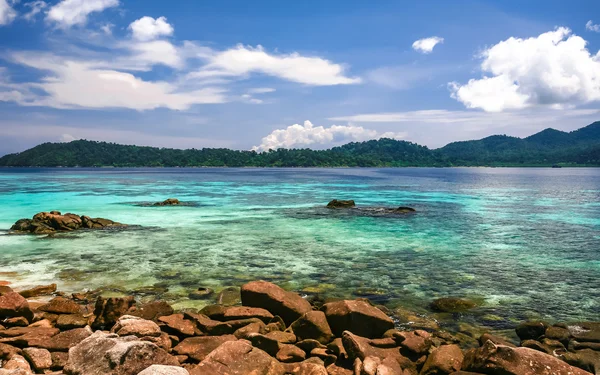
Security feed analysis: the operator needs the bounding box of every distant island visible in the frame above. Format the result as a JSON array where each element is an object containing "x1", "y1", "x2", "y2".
[{"x1": 1, "y1": 121, "x2": 599, "y2": 167}]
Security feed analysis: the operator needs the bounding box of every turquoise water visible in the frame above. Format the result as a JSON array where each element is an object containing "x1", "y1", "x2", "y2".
[{"x1": 0, "y1": 168, "x2": 599, "y2": 328}]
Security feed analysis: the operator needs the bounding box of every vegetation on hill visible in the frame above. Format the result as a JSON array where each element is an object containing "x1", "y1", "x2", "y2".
[{"x1": 1, "y1": 122, "x2": 599, "y2": 167}]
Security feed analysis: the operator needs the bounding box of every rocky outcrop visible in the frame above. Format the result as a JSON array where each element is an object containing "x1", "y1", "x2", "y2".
[
  {"x1": 153, "y1": 198, "x2": 181, "y2": 206},
  {"x1": 241, "y1": 280, "x2": 312, "y2": 325},
  {"x1": 323, "y1": 300, "x2": 394, "y2": 338},
  {"x1": 64, "y1": 331, "x2": 178, "y2": 375},
  {"x1": 9, "y1": 211, "x2": 126, "y2": 235},
  {"x1": 18, "y1": 284, "x2": 57, "y2": 299},
  {"x1": 326, "y1": 200, "x2": 356, "y2": 208}
]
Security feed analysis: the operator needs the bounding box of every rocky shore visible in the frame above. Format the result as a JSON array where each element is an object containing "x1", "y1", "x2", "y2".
[
  {"x1": 9, "y1": 212, "x2": 126, "y2": 235},
  {"x1": 0, "y1": 280, "x2": 598, "y2": 375}
]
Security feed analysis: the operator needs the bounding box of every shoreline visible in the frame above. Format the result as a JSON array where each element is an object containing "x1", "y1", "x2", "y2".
[{"x1": 1, "y1": 279, "x2": 598, "y2": 374}]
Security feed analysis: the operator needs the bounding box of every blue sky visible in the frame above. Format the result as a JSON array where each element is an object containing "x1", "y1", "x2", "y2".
[{"x1": 0, "y1": 0, "x2": 599, "y2": 155}]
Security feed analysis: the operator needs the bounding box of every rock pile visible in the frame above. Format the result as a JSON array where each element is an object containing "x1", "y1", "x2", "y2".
[
  {"x1": 0, "y1": 280, "x2": 597, "y2": 375},
  {"x1": 9, "y1": 212, "x2": 126, "y2": 235}
]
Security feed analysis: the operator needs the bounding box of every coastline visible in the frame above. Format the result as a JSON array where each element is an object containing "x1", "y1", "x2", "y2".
[{"x1": 1, "y1": 279, "x2": 597, "y2": 374}]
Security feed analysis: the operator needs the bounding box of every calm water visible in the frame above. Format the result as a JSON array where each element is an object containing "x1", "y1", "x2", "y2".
[{"x1": 0, "y1": 168, "x2": 599, "y2": 329}]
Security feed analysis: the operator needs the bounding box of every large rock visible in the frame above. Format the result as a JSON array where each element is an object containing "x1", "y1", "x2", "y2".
[
  {"x1": 189, "y1": 340, "x2": 285, "y2": 375},
  {"x1": 0, "y1": 326, "x2": 60, "y2": 348},
  {"x1": 221, "y1": 306, "x2": 274, "y2": 323},
  {"x1": 111, "y1": 315, "x2": 161, "y2": 337},
  {"x1": 32, "y1": 327, "x2": 92, "y2": 352},
  {"x1": 22, "y1": 347, "x2": 52, "y2": 372},
  {"x1": 290, "y1": 311, "x2": 333, "y2": 344},
  {"x1": 158, "y1": 314, "x2": 198, "y2": 337},
  {"x1": 153, "y1": 198, "x2": 181, "y2": 206},
  {"x1": 64, "y1": 331, "x2": 178, "y2": 375},
  {"x1": 9, "y1": 212, "x2": 126, "y2": 234},
  {"x1": 323, "y1": 300, "x2": 394, "y2": 338},
  {"x1": 38, "y1": 297, "x2": 81, "y2": 315},
  {"x1": 462, "y1": 340, "x2": 592, "y2": 375},
  {"x1": 128, "y1": 301, "x2": 174, "y2": 322},
  {"x1": 0, "y1": 293, "x2": 33, "y2": 322},
  {"x1": 173, "y1": 335, "x2": 237, "y2": 362},
  {"x1": 56, "y1": 314, "x2": 89, "y2": 330},
  {"x1": 567, "y1": 322, "x2": 600, "y2": 343},
  {"x1": 138, "y1": 365, "x2": 190, "y2": 375},
  {"x1": 241, "y1": 281, "x2": 312, "y2": 325},
  {"x1": 18, "y1": 284, "x2": 57, "y2": 298},
  {"x1": 326, "y1": 200, "x2": 356, "y2": 208},
  {"x1": 342, "y1": 331, "x2": 415, "y2": 374},
  {"x1": 515, "y1": 321, "x2": 549, "y2": 341},
  {"x1": 92, "y1": 296, "x2": 135, "y2": 330},
  {"x1": 419, "y1": 344, "x2": 463, "y2": 375}
]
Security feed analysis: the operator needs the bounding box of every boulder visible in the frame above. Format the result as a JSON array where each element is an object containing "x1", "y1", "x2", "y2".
[
  {"x1": 265, "y1": 331, "x2": 296, "y2": 344},
  {"x1": 111, "y1": 315, "x2": 162, "y2": 337},
  {"x1": 92, "y1": 296, "x2": 135, "y2": 330},
  {"x1": 393, "y1": 331, "x2": 432, "y2": 359},
  {"x1": 0, "y1": 326, "x2": 60, "y2": 348},
  {"x1": 22, "y1": 347, "x2": 52, "y2": 372},
  {"x1": 326, "y1": 200, "x2": 356, "y2": 208},
  {"x1": 567, "y1": 322, "x2": 600, "y2": 343},
  {"x1": 276, "y1": 344, "x2": 306, "y2": 363},
  {"x1": 342, "y1": 331, "x2": 414, "y2": 373},
  {"x1": 153, "y1": 198, "x2": 181, "y2": 206},
  {"x1": 462, "y1": 340, "x2": 592, "y2": 375},
  {"x1": 18, "y1": 284, "x2": 57, "y2": 298},
  {"x1": 217, "y1": 287, "x2": 241, "y2": 306},
  {"x1": 38, "y1": 297, "x2": 81, "y2": 315},
  {"x1": 241, "y1": 281, "x2": 312, "y2": 325},
  {"x1": 0, "y1": 343, "x2": 22, "y2": 359},
  {"x1": 478, "y1": 333, "x2": 516, "y2": 348},
  {"x1": 128, "y1": 301, "x2": 174, "y2": 322},
  {"x1": 2, "y1": 317, "x2": 28, "y2": 328},
  {"x1": 394, "y1": 207, "x2": 416, "y2": 213},
  {"x1": 64, "y1": 331, "x2": 178, "y2": 375},
  {"x1": 419, "y1": 344, "x2": 463, "y2": 375},
  {"x1": 138, "y1": 365, "x2": 190, "y2": 375},
  {"x1": 55, "y1": 314, "x2": 89, "y2": 330},
  {"x1": 290, "y1": 311, "x2": 333, "y2": 344},
  {"x1": 515, "y1": 321, "x2": 549, "y2": 341},
  {"x1": 158, "y1": 314, "x2": 197, "y2": 337},
  {"x1": 189, "y1": 340, "x2": 285, "y2": 375},
  {"x1": 233, "y1": 321, "x2": 266, "y2": 339},
  {"x1": 560, "y1": 349, "x2": 600, "y2": 374},
  {"x1": 51, "y1": 351, "x2": 68, "y2": 370},
  {"x1": 32, "y1": 327, "x2": 92, "y2": 352},
  {"x1": 185, "y1": 312, "x2": 261, "y2": 336},
  {"x1": 430, "y1": 298, "x2": 476, "y2": 313},
  {"x1": 544, "y1": 326, "x2": 570, "y2": 346},
  {"x1": 221, "y1": 306, "x2": 274, "y2": 323},
  {"x1": 2, "y1": 354, "x2": 31, "y2": 372},
  {"x1": 9, "y1": 212, "x2": 125, "y2": 234},
  {"x1": 323, "y1": 300, "x2": 394, "y2": 338},
  {"x1": 173, "y1": 335, "x2": 237, "y2": 362},
  {"x1": 0, "y1": 292, "x2": 34, "y2": 322}
]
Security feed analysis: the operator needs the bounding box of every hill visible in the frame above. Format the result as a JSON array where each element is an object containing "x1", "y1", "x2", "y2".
[{"x1": 1, "y1": 121, "x2": 599, "y2": 167}]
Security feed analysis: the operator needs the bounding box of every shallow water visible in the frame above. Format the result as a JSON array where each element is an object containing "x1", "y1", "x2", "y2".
[{"x1": 0, "y1": 167, "x2": 599, "y2": 328}]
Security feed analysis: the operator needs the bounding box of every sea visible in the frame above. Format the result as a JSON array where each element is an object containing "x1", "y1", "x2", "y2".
[{"x1": 1, "y1": 167, "x2": 599, "y2": 330}]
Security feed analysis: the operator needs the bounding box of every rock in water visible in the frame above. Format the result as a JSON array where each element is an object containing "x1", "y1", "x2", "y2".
[
  {"x1": 430, "y1": 298, "x2": 477, "y2": 313},
  {"x1": 326, "y1": 199, "x2": 356, "y2": 208},
  {"x1": 9, "y1": 211, "x2": 126, "y2": 234},
  {"x1": 241, "y1": 280, "x2": 312, "y2": 325},
  {"x1": 323, "y1": 300, "x2": 394, "y2": 338},
  {"x1": 64, "y1": 331, "x2": 178, "y2": 375},
  {"x1": 153, "y1": 198, "x2": 181, "y2": 206},
  {"x1": 462, "y1": 340, "x2": 592, "y2": 375}
]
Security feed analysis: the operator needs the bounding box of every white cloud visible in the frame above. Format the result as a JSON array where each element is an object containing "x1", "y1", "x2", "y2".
[
  {"x1": 59, "y1": 133, "x2": 76, "y2": 142},
  {"x1": 252, "y1": 120, "x2": 406, "y2": 151},
  {"x1": 450, "y1": 27, "x2": 600, "y2": 112},
  {"x1": 23, "y1": 1, "x2": 47, "y2": 21},
  {"x1": 46, "y1": 0, "x2": 119, "y2": 28},
  {"x1": 0, "y1": 0, "x2": 17, "y2": 26},
  {"x1": 127, "y1": 40, "x2": 183, "y2": 69},
  {"x1": 412, "y1": 37, "x2": 444, "y2": 54},
  {"x1": 129, "y1": 16, "x2": 174, "y2": 41},
  {"x1": 586, "y1": 20, "x2": 600, "y2": 33},
  {"x1": 248, "y1": 87, "x2": 276, "y2": 94},
  {"x1": 100, "y1": 22, "x2": 113, "y2": 35},
  {"x1": 1, "y1": 53, "x2": 227, "y2": 110},
  {"x1": 190, "y1": 44, "x2": 361, "y2": 86}
]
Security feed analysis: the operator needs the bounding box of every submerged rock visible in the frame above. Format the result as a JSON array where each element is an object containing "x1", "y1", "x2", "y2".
[
  {"x1": 326, "y1": 200, "x2": 356, "y2": 208},
  {"x1": 153, "y1": 198, "x2": 181, "y2": 206},
  {"x1": 430, "y1": 298, "x2": 477, "y2": 313},
  {"x1": 9, "y1": 211, "x2": 126, "y2": 235}
]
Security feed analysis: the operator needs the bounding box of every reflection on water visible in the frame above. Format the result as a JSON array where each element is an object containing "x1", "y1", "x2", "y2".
[{"x1": 0, "y1": 167, "x2": 599, "y2": 328}]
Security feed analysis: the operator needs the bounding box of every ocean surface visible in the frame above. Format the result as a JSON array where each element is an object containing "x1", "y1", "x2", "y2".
[{"x1": 1, "y1": 168, "x2": 599, "y2": 330}]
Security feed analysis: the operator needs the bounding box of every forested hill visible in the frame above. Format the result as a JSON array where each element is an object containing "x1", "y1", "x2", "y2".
[{"x1": 1, "y1": 121, "x2": 600, "y2": 167}]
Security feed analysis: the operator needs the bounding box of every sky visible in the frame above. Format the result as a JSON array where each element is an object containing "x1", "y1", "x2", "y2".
[{"x1": 0, "y1": 0, "x2": 599, "y2": 155}]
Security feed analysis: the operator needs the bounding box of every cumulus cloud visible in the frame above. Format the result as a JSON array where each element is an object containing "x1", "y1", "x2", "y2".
[
  {"x1": 127, "y1": 40, "x2": 183, "y2": 69},
  {"x1": 46, "y1": 0, "x2": 119, "y2": 28},
  {"x1": 412, "y1": 37, "x2": 444, "y2": 54},
  {"x1": 1, "y1": 52, "x2": 226, "y2": 110},
  {"x1": 252, "y1": 120, "x2": 406, "y2": 151},
  {"x1": 23, "y1": 1, "x2": 47, "y2": 21},
  {"x1": 0, "y1": 0, "x2": 17, "y2": 25},
  {"x1": 189, "y1": 45, "x2": 361, "y2": 86},
  {"x1": 59, "y1": 133, "x2": 77, "y2": 142},
  {"x1": 129, "y1": 16, "x2": 174, "y2": 41},
  {"x1": 586, "y1": 20, "x2": 600, "y2": 32},
  {"x1": 450, "y1": 27, "x2": 600, "y2": 112}
]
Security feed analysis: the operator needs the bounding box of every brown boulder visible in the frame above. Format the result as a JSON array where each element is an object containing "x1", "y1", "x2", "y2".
[
  {"x1": 0, "y1": 326, "x2": 60, "y2": 348},
  {"x1": 277, "y1": 344, "x2": 306, "y2": 363},
  {"x1": 2, "y1": 317, "x2": 29, "y2": 328},
  {"x1": 393, "y1": 331, "x2": 432, "y2": 359},
  {"x1": 173, "y1": 335, "x2": 237, "y2": 362},
  {"x1": 2, "y1": 354, "x2": 31, "y2": 372},
  {"x1": 515, "y1": 321, "x2": 549, "y2": 341},
  {"x1": 22, "y1": 347, "x2": 52, "y2": 372},
  {"x1": 38, "y1": 297, "x2": 81, "y2": 315},
  {"x1": 323, "y1": 300, "x2": 394, "y2": 338},
  {"x1": 233, "y1": 321, "x2": 266, "y2": 339},
  {"x1": 189, "y1": 340, "x2": 285, "y2": 375},
  {"x1": 33, "y1": 327, "x2": 92, "y2": 352},
  {"x1": 153, "y1": 198, "x2": 181, "y2": 206},
  {"x1": 64, "y1": 330, "x2": 178, "y2": 375},
  {"x1": 291, "y1": 311, "x2": 333, "y2": 344},
  {"x1": 51, "y1": 351, "x2": 68, "y2": 370},
  {"x1": 342, "y1": 331, "x2": 415, "y2": 374},
  {"x1": 478, "y1": 333, "x2": 516, "y2": 348},
  {"x1": 560, "y1": 349, "x2": 600, "y2": 374},
  {"x1": 184, "y1": 312, "x2": 260, "y2": 336},
  {"x1": 92, "y1": 296, "x2": 135, "y2": 330},
  {"x1": 138, "y1": 365, "x2": 190, "y2": 375},
  {"x1": 326, "y1": 200, "x2": 356, "y2": 208},
  {"x1": 462, "y1": 340, "x2": 592, "y2": 375},
  {"x1": 419, "y1": 345, "x2": 463, "y2": 375},
  {"x1": 221, "y1": 306, "x2": 274, "y2": 323},
  {"x1": 158, "y1": 314, "x2": 198, "y2": 337},
  {"x1": 111, "y1": 315, "x2": 162, "y2": 337},
  {"x1": 241, "y1": 281, "x2": 312, "y2": 325},
  {"x1": 128, "y1": 300, "x2": 174, "y2": 322},
  {"x1": 18, "y1": 284, "x2": 57, "y2": 298},
  {"x1": 0, "y1": 292, "x2": 34, "y2": 322},
  {"x1": 567, "y1": 322, "x2": 600, "y2": 343},
  {"x1": 55, "y1": 314, "x2": 89, "y2": 330}
]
